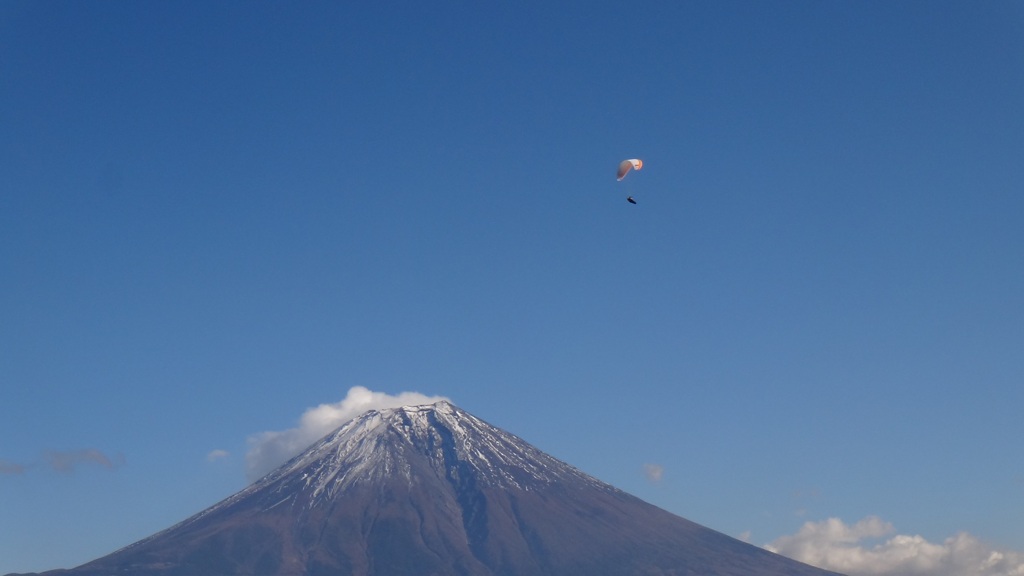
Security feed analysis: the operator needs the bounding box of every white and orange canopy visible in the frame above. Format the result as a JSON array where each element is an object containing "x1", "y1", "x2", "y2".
[{"x1": 616, "y1": 158, "x2": 643, "y2": 181}]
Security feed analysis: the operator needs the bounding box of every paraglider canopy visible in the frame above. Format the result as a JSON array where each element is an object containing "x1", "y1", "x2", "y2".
[{"x1": 617, "y1": 159, "x2": 643, "y2": 181}]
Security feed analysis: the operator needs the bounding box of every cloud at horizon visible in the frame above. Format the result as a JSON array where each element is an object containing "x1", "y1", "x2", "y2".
[
  {"x1": 245, "y1": 386, "x2": 449, "y2": 481},
  {"x1": 766, "y1": 516, "x2": 1024, "y2": 576}
]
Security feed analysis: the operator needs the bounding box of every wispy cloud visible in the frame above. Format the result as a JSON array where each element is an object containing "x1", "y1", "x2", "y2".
[
  {"x1": 245, "y1": 386, "x2": 449, "y2": 481},
  {"x1": 766, "y1": 516, "x2": 1024, "y2": 576},
  {"x1": 46, "y1": 449, "x2": 124, "y2": 473},
  {"x1": 206, "y1": 449, "x2": 230, "y2": 462},
  {"x1": 0, "y1": 459, "x2": 26, "y2": 475},
  {"x1": 643, "y1": 463, "x2": 664, "y2": 483}
]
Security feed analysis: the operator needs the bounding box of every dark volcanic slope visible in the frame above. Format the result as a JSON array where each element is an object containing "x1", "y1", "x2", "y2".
[{"x1": 30, "y1": 402, "x2": 842, "y2": 576}]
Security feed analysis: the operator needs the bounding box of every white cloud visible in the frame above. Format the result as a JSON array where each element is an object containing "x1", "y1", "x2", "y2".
[
  {"x1": 766, "y1": 516, "x2": 1024, "y2": 576},
  {"x1": 245, "y1": 386, "x2": 448, "y2": 481},
  {"x1": 643, "y1": 463, "x2": 664, "y2": 482},
  {"x1": 206, "y1": 449, "x2": 230, "y2": 462}
]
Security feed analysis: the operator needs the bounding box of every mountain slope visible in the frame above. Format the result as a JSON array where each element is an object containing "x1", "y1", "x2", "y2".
[{"x1": 27, "y1": 401, "x2": 842, "y2": 576}]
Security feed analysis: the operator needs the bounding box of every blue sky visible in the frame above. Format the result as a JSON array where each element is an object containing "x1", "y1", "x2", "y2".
[{"x1": 2, "y1": 1, "x2": 1022, "y2": 574}]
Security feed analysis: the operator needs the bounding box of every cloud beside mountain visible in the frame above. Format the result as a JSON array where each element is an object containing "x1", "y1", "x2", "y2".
[
  {"x1": 765, "y1": 516, "x2": 1024, "y2": 576},
  {"x1": 244, "y1": 386, "x2": 448, "y2": 481}
]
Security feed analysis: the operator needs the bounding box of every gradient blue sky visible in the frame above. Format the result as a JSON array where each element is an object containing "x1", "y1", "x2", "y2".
[{"x1": 2, "y1": 2, "x2": 1023, "y2": 574}]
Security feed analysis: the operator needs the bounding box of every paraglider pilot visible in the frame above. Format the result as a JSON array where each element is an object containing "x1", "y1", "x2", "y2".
[{"x1": 618, "y1": 159, "x2": 642, "y2": 205}]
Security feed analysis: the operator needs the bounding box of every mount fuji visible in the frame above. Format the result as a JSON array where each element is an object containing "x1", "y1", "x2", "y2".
[{"x1": 19, "y1": 401, "x2": 843, "y2": 576}]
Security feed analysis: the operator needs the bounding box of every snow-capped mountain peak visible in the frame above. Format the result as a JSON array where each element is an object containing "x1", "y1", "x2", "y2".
[{"x1": 253, "y1": 401, "x2": 611, "y2": 502}]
